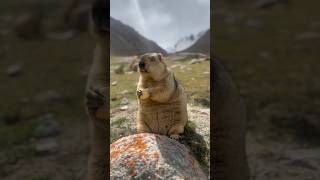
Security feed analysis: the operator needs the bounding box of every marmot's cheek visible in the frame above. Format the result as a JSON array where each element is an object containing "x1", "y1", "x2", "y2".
[{"x1": 140, "y1": 89, "x2": 150, "y2": 99}]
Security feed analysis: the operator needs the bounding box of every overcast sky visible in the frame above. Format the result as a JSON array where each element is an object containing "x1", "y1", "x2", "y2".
[{"x1": 110, "y1": 0, "x2": 210, "y2": 51}]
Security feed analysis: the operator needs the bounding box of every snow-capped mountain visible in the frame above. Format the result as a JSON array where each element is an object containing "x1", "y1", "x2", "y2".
[{"x1": 171, "y1": 30, "x2": 206, "y2": 52}]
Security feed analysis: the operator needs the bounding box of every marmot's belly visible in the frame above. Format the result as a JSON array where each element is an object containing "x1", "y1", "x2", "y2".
[{"x1": 139, "y1": 103, "x2": 182, "y2": 135}]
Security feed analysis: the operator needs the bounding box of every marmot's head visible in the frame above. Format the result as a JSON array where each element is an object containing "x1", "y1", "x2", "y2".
[{"x1": 138, "y1": 53, "x2": 167, "y2": 80}]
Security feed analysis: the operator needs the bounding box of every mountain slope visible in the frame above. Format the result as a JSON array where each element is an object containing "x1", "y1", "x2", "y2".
[
  {"x1": 110, "y1": 17, "x2": 166, "y2": 56},
  {"x1": 181, "y1": 29, "x2": 210, "y2": 55}
]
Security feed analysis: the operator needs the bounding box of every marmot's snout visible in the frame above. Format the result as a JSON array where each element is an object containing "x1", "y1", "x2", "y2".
[
  {"x1": 138, "y1": 59, "x2": 147, "y2": 72},
  {"x1": 139, "y1": 61, "x2": 145, "y2": 68}
]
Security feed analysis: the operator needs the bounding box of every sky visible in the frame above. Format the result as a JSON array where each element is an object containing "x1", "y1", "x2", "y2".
[{"x1": 110, "y1": 0, "x2": 210, "y2": 51}]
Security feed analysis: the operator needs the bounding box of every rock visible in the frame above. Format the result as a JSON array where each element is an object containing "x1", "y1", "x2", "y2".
[
  {"x1": 5, "y1": 63, "x2": 23, "y2": 77},
  {"x1": 258, "y1": 51, "x2": 272, "y2": 59},
  {"x1": 129, "y1": 56, "x2": 139, "y2": 72},
  {"x1": 34, "y1": 90, "x2": 63, "y2": 103},
  {"x1": 189, "y1": 59, "x2": 202, "y2": 65},
  {"x1": 170, "y1": 65, "x2": 180, "y2": 69},
  {"x1": 254, "y1": 0, "x2": 290, "y2": 9},
  {"x1": 110, "y1": 133, "x2": 207, "y2": 180},
  {"x1": 297, "y1": 32, "x2": 320, "y2": 40},
  {"x1": 34, "y1": 115, "x2": 61, "y2": 138},
  {"x1": 34, "y1": 139, "x2": 58, "y2": 155},
  {"x1": 194, "y1": 97, "x2": 210, "y2": 107},
  {"x1": 121, "y1": 90, "x2": 129, "y2": 96},
  {"x1": 112, "y1": 81, "x2": 118, "y2": 86},
  {"x1": 120, "y1": 97, "x2": 129, "y2": 105},
  {"x1": 14, "y1": 12, "x2": 44, "y2": 39},
  {"x1": 111, "y1": 97, "x2": 117, "y2": 101},
  {"x1": 114, "y1": 64, "x2": 125, "y2": 74},
  {"x1": 46, "y1": 30, "x2": 77, "y2": 40},
  {"x1": 246, "y1": 19, "x2": 264, "y2": 29},
  {"x1": 120, "y1": 105, "x2": 128, "y2": 111}
]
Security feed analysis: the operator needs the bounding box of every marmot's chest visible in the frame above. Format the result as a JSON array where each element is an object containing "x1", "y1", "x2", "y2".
[
  {"x1": 141, "y1": 80, "x2": 157, "y2": 88},
  {"x1": 140, "y1": 103, "x2": 181, "y2": 135}
]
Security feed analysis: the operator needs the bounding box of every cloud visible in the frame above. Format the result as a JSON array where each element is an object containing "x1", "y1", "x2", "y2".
[{"x1": 110, "y1": 0, "x2": 210, "y2": 50}]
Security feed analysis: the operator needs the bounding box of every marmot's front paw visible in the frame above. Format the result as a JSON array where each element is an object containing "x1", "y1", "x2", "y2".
[
  {"x1": 137, "y1": 89, "x2": 150, "y2": 100},
  {"x1": 85, "y1": 86, "x2": 106, "y2": 113},
  {"x1": 169, "y1": 134, "x2": 181, "y2": 140}
]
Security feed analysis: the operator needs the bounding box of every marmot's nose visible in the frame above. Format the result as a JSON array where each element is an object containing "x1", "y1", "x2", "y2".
[{"x1": 139, "y1": 61, "x2": 145, "y2": 68}]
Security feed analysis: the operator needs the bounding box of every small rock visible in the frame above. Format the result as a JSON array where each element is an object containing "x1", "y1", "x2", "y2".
[
  {"x1": 14, "y1": 12, "x2": 44, "y2": 39},
  {"x1": 203, "y1": 72, "x2": 210, "y2": 75},
  {"x1": 34, "y1": 116, "x2": 61, "y2": 138},
  {"x1": 34, "y1": 140, "x2": 58, "y2": 155},
  {"x1": 120, "y1": 97, "x2": 129, "y2": 105},
  {"x1": 112, "y1": 81, "x2": 117, "y2": 86},
  {"x1": 297, "y1": 32, "x2": 320, "y2": 40},
  {"x1": 246, "y1": 19, "x2": 264, "y2": 29},
  {"x1": 46, "y1": 30, "x2": 77, "y2": 40},
  {"x1": 125, "y1": 71, "x2": 134, "y2": 75},
  {"x1": 171, "y1": 65, "x2": 180, "y2": 69},
  {"x1": 194, "y1": 97, "x2": 210, "y2": 107},
  {"x1": 254, "y1": 0, "x2": 290, "y2": 9},
  {"x1": 114, "y1": 64, "x2": 125, "y2": 74},
  {"x1": 6, "y1": 64, "x2": 23, "y2": 77},
  {"x1": 258, "y1": 51, "x2": 272, "y2": 59},
  {"x1": 121, "y1": 90, "x2": 129, "y2": 95},
  {"x1": 33, "y1": 90, "x2": 63, "y2": 103},
  {"x1": 111, "y1": 97, "x2": 117, "y2": 101},
  {"x1": 120, "y1": 105, "x2": 128, "y2": 111},
  {"x1": 189, "y1": 59, "x2": 202, "y2": 65}
]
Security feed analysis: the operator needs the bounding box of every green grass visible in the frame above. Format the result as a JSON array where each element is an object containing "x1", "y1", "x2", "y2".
[
  {"x1": 110, "y1": 57, "x2": 210, "y2": 108},
  {"x1": 182, "y1": 121, "x2": 210, "y2": 174}
]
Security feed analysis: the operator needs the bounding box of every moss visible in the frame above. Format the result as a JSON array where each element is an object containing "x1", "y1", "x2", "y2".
[{"x1": 181, "y1": 121, "x2": 209, "y2": 174}]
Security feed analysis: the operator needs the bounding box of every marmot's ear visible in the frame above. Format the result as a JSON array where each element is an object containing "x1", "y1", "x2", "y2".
[{"x1": 157, "y1": 53, "x2": 163, "y2": 61}]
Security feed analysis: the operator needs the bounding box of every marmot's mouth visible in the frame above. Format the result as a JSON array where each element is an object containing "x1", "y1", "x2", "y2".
[{"x1": 139, "y1": 68, "x2": 148, "y2": 73}]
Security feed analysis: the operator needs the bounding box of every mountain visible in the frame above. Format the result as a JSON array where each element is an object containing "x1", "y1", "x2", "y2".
[
  {"x1": 173, "y1": 31, "x2": 206, "y2": 52},
  {"x1": 180, "y1": 29, "x2": 210, "y2": 55},
  {"x1": 110, "y1": 17, "x2": 167, "y2": 56}
]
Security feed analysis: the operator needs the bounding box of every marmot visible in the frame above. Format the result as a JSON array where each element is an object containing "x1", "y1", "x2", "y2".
[
  {"x1": 136, "y1": 53, "x2": 188, "y2": 139},
  {"x1": 84, "y1": 0, "x2": 107, "y2": 180},
  {"x1": 213, "y1": 57, "x2": 250, "y2": 180}
]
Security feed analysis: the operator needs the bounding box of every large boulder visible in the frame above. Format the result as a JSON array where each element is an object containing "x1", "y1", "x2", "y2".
[{"x1": 110, "y1": 133, "x2": 208, "y2": 180}]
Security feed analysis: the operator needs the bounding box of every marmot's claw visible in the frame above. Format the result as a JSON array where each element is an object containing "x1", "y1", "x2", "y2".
[
  {"x1": 169, "y1": 134, "x2": 181, "y2": 140},
  {"x1": 136, "y1": 90, "x2": 142, "y2": 97}
]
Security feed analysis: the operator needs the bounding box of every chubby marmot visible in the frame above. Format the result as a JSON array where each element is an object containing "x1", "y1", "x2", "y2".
[{"x1": 136, "y1": 53, "x2": 188, "y2": 139}]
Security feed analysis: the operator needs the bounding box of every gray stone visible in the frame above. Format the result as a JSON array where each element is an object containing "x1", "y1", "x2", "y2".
[
  {"x1": 254, "y1": 0, "x2": 290, "y2": 9},
  {"x1": 112, "y1": 81, "x2": 118, "y2": 86},
  {"x1": 120, "y1": 97, "x2": 129, "y2": 105},
  {"x1": 6, "y1": 64, "x2": 23, "y2": 77},
  {"x1": 189, "y1": 59, "x2": 202, "y2": 65},
  {"x1": 34, "y1": 90, "x2": 63, "y2": 103},
  {"x1": 110, "y1": 133, "x2": 207, "y2": 180},
  {"x1": 34, "y1": 116, "x2": 61, "y2": 138},
  {"x1": 120, "y1": 105, "x2": 128, "y2": 111},
  {"x1": 34, "y1": 139, "x2": 58, "y2": 155}
]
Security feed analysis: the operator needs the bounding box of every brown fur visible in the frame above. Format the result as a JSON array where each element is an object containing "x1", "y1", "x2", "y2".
[
  {"x1": 136, "y1": 53, "x2": 188, "y2": 139},
  {"x1": 84, "y1": 0, "x2": 107, "y2": 180},
  {"x1": 213, "y1": 57, "x2": 250, "y2": 180}
]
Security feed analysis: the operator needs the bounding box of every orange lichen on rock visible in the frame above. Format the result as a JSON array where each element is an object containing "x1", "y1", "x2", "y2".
[
  {"x1": 153, "y1": 152, "x2": 160, "y2": 163},
  {"x1": 110, "y1": 134, "x2": 149, "y2": 162}
]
